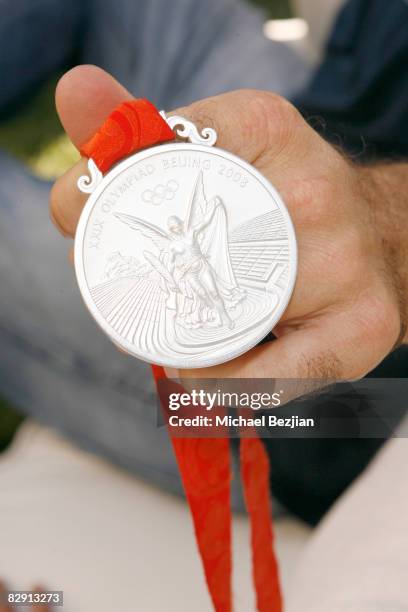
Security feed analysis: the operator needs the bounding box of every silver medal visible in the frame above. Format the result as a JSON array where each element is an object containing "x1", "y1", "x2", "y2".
[{"x1": 75, "y1": 115, "x2": 297, "y2": 369}]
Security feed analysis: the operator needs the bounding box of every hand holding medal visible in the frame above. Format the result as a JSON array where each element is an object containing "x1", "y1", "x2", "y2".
[
  {"x1": 53, "y1": 66, "x2": 400, "y2": 383},
  {"x1": 51, "y1": 65, "x2": 403, "y2": 611}
]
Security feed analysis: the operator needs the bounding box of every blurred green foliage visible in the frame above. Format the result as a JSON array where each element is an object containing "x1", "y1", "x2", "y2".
[
  {"x1": 0, "y1": 78, "x2": 62, "y2": 160},
  {"x1": 252, "y1": 0, "x2": 292, "y2": 18},
  {"x1": 0, "y1": 75, "x2": 79, "y2": 179}
]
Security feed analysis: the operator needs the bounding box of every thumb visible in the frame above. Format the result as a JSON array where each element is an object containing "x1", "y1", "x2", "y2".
[
  {"x1": 51, "y1": 65, "x2": 133, "y2": 235},
  {"x1": 56, "y1": 64, "x2": 133, "y2": 149}
]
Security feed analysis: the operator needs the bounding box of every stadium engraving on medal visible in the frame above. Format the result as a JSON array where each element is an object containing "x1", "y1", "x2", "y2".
[{"x1": 75, "y1": 121, "x2": 297, "y2": 368}]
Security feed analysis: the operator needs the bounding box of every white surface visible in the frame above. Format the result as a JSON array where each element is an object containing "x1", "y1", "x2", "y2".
[
  {"x1": 0, "y1": 422, "x2": 310, "y2": 611},
  {"x1": 286, "y1": 434, "x2": 408, "y2": 612}
]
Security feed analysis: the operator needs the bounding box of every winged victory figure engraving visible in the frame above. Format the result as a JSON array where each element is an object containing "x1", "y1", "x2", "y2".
[{"x1": 114, "y1": 171, "x2": 246, "y2": 330}]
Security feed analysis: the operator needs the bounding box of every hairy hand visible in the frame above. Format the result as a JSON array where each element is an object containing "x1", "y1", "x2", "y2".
[{"x1": 51, "y1": 65, "x2": 407, "y2": 382}]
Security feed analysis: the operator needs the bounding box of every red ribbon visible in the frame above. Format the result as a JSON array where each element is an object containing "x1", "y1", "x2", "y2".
[
  {"x1": 80, "y1": 99, "x2": 175, "y2": 172},
  {"x1": 81, "y1": 99, "x2": 282, "y2": 612}
]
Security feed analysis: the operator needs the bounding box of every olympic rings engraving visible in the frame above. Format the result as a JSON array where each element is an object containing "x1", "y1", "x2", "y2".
[{"x1": 142, "y1": 180, "x2": 179, "y2": 206}]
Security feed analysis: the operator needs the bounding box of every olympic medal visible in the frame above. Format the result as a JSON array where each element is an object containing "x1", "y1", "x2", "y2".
[{"x1": 75, "y1": 120, "x2": 297, "y2": 368}]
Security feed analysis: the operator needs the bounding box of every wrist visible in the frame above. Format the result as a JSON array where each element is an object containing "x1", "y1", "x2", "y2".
[{"x1": 358, "y1": 162, "x2": 408, "y2": 344}]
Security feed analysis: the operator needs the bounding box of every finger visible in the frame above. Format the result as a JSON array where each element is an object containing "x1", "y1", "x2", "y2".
[
  {"x1": 174, "y1": 300, "x2": 396, "y2": 385},
  {"x1": 179, "y1": 91, "x2": 306, "y2": 171},
  {"x1": 0, "y1": 579, "x2": 11, "y2": 612},
  {"x1": 50, "y1": 157, "x2": 89, "y2": 238},
  {"x1": 175, "y1": 89, "x2": 337, "y2": 189},
  {"x1": 51, "y1": 65, "x2": 133, "y2": 237}
]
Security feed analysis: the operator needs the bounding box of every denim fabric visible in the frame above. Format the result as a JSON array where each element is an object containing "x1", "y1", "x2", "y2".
[
  {"x1": 0, "y1": 0, "x2": 86, "y2": 110},
  {"x1": 0, "y1": 0, "x2": 308, "y2": 508}
]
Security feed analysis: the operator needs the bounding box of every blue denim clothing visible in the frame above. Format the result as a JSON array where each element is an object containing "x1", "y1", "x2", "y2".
[
  {"x1": 0, "y1": 0, "x2": 309, "y2": 507},
  {"x1": 0, "y1": 0, "x2": 86, "y2": 110}
]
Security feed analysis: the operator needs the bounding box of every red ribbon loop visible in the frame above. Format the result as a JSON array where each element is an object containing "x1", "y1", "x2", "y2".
[
  {"x1": 81, "y1": 101, "x2": 283, "y2": 612},
  {"x1": 80, "y1": 99, "x2": 175, "y2": 172}
]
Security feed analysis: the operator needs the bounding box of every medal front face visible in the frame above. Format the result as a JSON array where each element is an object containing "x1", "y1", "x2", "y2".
[{"x1": 75, "y1": 142, "x2": 297, "y2": 368}]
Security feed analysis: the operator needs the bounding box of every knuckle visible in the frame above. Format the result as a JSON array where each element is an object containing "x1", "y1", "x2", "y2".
[
  {"x1": 183, "y1": 97, "x2": 222, "y2": 134},
  {"x1": 248, "y1": 91, "x2": 300, "y2": 154},
  {"x1": 250, "y1": 90, "x2": 298, "y2": 122},
  {"x1": 287, "y1": 176, "x2": 338, "y2": 227},
  {"x1": 181, "y1": 90, "x2": 301, "y2": 159},
  {"x1": 287, "y1": 179, "x2": 333, "y2": 226}
]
